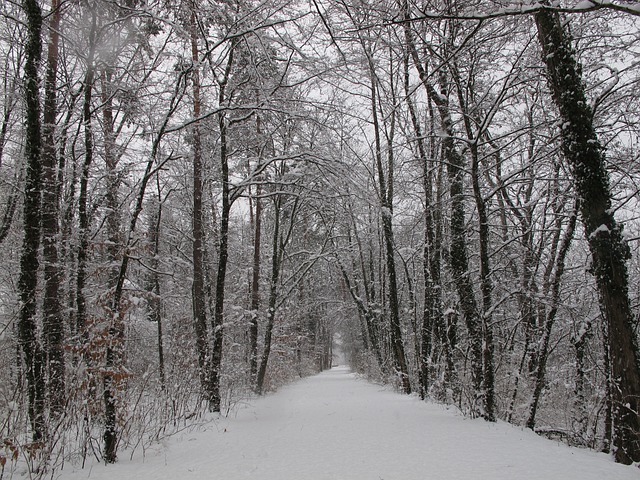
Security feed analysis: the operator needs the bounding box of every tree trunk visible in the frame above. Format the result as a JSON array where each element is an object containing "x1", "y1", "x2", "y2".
[
  {"x1": 76, "y1": 4, "x2": 98, "y2": 346},
  {"x1": 101, "y1": 68, "x2": 120, "y2": 288},
  {"x1": 256, "y1": 196, "x2": 284, "y2": 395},
  {"x1": 147, "y1": 183, "x2": 165, "y2": 388},
  {"x1": 209, "y1": 42, "x2": 236, "y2": 412},
  {"x1": 249, "y1": 109, "x2": 263, "y2": 384},
  {"x1": 403, "y1": 14, "x2": 484, "y2": 415},
  {"x1": 41, "y1": 0, "x2": 65, "y2": 416},
  {"x1": 102, "y1": 58, "x2": 188, "y2": 464},
  {"x1": 403, "y1": 52, "x2": 439, "y2": 398},
  {"x1": 190, "y1": 9, "x2": 210, "y2": 395},
  {"x1": 18, "y1": 0, "x2": 46, "y2": 442},
  {"x1": 367, "y1": 49, "x2": 410, "y2": 394},
  {"x1": 535, "y1": 8, "x2": 640, "y2": 464},
  {"x1": 572, "y1": 319, "x2": 592, "y2": 443},
  {"x1": 451, "y1": 63, "x2": 497, "y2": 421},
  {"x1": 526, "y1": 200, "x2": 578, "y2": 429},
  {"x1": 249, "y1": 189, "x2": 262, "y2": 383}
]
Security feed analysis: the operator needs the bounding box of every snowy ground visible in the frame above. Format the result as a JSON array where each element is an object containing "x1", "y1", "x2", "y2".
[{"x1": 56, "y1": 366, "x2": 638, "y2": 479}]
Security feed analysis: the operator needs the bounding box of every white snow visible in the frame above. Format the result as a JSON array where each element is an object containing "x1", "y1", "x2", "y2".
[
  {"x1": 574, "y1": 0, "x2": 595, "y2": 10},
  {"x1": 56, "y1": 366, "x2": 638, "y2": 480},
  {"x1": 590, "y1": 223, "x2": 610, "y2": 238}
]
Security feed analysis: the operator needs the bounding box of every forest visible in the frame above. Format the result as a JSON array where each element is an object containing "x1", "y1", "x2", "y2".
[{"x1": 1, "y1": 0, "x2": 640, "y2": 476}]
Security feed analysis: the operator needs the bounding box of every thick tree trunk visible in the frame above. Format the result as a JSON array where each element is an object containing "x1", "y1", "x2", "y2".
[
  {"x1": 190, "y1": 10, "x2": 210, "y2": 395},
  {"x1": 535, "y1": 9, "x2": 640, "y2": 463},
  {"x1": 18, "y1": 0, "x2": 46, "y2": 442},
  {"x1": 41, "y1": 0, "x2": 65, "y2": 415}
]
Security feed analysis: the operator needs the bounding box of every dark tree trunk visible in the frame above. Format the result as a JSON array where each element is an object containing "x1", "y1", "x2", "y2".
[
  {"x1": 18, "y1": 0, "x2": 46, "y2": 442},
  {"x1": 367, "y1": 51, "x2": 410, "y2": 394},
  {"x1": 209, "y1": 42, "x2": 236, "y2": 412},
  {"x1": 403, "y1": 52, "x2": 438, "y2": 398},
  {"x1": 470, "y1": 143, "x2": 496, "y2": 422},
  {"x1": 148, "y1": 184, "x2": 165, "y2": 388},
  {"x1": 101, "y1": 69, "x2": 120, "y2": 288},
  {"x1": 452, "y1": 64, "x2": 497, "y2": 421},
  {"x1": 190, "y1": 10, "x2": 210, "y2": 395},
  {"x1": 0, "y1": 68, "x2": 19, "y2": 244},
  {"x1": 249, "y1": 189, "x2": 262, "y2": 383},
  {"x1": 535, "y1": 8, "x2": 640, "y2": 464},
  {"x1": 601, "y1": 320, "x2": 613, "y2": 453},
  {"x1": 76, "y1": 5, "x2": 98, "y2": 345},
  {"x1": 101, "y1": 71, "x2": 124, "y2": 456},
  {"x1": 573, "y1": 319, "x2": 592, "y2": 442},
  {"x1": 248, "y1": 110, "x2": 263, "y2": 384},
  {"x1": 41, "y1": 0, "x2": 65, "y2": 415},
  {"x1": 256, "y1": 195, "x2": 288, "y2": 395}
]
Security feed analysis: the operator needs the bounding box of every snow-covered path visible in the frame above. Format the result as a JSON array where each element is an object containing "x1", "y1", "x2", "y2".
[{"x1": 59, "y1": 366, "x2": 637, "y2": 479}]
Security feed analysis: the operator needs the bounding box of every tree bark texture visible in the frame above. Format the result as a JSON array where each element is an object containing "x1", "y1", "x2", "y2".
[
  {"x1": 18, "y1": 0, "x2": 46, "y2": 442},
  {"x1": 41, "y1": 0, "x2": 65, "y2": 415},
  {"x1": 190, "y1": 9, "x2": 210, "y2": 396},
  {"x1": 535, "y1": 8, "x2": 640, "y2": 464}
]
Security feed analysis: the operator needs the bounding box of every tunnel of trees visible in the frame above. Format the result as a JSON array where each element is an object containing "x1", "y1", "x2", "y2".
[{"x1": 1, "y1": 0, "x2": 640, "y2": 471}]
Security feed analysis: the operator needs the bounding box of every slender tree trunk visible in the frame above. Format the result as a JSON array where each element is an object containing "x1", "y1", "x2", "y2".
[
  {"x1": 148, "y1": 181, "x2": 165, "y2": 388},
  {"x1": 403, "y1": 14, "x2": 484, "y2": 414},
  {"x1": 367, "y1": 49, "x2": 410, "y2": 393},
  {"x1": 452, "y1": 66, "x2": 497, "y2": 421},
  {"x1": 103, "y1": 60, "x2": 187, "y2": 464},
  {"x1": 526, "y1": 201, "x2": 578, "y2": 429},
  {"x1": 18, "y1": 0, "x2": 46, "y2": 442},
  {"x1": 101, "y1": 49, "x2": 126, "y2": 468},
  {"x1": 572, "y1": 319, "x2": 592, "y2": 443},
  {"x1": 256, "y1": 196, "x2": 283, "y2": 395},
  {"x1": 76, "y1": 4, "x2": 98, "y2": 345},
  {"x1": 101, "y1": 69, "x2": 120, "y2": 288},
  {"x1": 209, "y1": 42, "x2": 236, "y2": 412},
  {"x1": 249, "y1": 109, "x2": 263, "y2": 384},
  {"x1": 601, "y1": 320, "x2": 613, "y2": 452},
  {"x1": 249, "y1": 189, "x2": 262, "y2": 383},
  {"x1": 41, "y1": 0, "x2": 65, "y2": 415},
  {"x1": 403, "y1": 52, "x2": 437, "y2": 398},
  {"x1": 535, "y1": 8, "x2": 640, "y2": 464}
]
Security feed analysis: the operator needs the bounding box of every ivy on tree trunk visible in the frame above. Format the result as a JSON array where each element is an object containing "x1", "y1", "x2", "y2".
[{"x1": 535, "y1": 6, "x2": 640, "y2": 464}]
